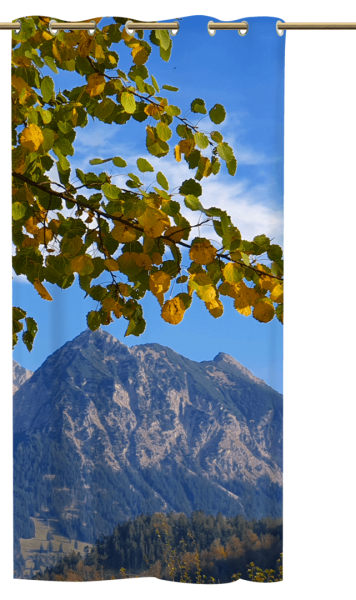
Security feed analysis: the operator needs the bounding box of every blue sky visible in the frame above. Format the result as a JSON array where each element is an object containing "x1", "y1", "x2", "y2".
[{"x1": 13, "y1": 16, "x2": 284, "y2": 392}]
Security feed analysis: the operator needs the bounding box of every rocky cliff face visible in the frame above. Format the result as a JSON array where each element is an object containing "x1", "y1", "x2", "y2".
[
  {"x1": 13, "y1": 330, "x2": 282, "y2": 542},
  {"x1": 13, "y1": 360, "x2": 33, "y2": 394}
]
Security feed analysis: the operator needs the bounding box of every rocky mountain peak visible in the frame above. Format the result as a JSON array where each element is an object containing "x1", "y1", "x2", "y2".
[{"x1": 13, "y1": 360, "x2": 33, "y2": 394}]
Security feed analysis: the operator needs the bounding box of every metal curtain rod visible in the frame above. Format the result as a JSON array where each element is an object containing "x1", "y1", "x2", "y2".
[{"x1": 4, "y1": 19, "x2": 356, "y2": 36}]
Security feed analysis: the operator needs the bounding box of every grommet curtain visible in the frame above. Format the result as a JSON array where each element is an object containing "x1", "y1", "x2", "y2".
[{"x1": 12, "y1": 15, "x2": 284, "y2": 583}]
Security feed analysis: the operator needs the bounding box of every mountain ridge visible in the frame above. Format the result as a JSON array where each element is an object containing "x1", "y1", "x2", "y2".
[{"x1": 13, "y1": 329, "x2": 282, "y2": 545}]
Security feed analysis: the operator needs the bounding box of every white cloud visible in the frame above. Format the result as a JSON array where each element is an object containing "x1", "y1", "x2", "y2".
[{"x1": 11, "y1": 113, "x2": 284, "y2": 283}]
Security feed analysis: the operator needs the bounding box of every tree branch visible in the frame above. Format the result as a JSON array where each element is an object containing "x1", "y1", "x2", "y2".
[{"x1": 12, "y1": 171, "x2": 282, "y2": 281}]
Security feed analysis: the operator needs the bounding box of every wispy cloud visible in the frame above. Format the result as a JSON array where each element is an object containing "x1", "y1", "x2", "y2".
[{"x1": 14, "y1": 111, "x2": 282, "y2": 291}]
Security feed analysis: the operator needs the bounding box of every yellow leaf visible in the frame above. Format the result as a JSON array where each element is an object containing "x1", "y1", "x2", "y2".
[
  {"x1": 86, "y1": 73, "x2": 106, "y2": 97},
  {"x1": 118, "y1": 283, "x2": 130, "y2": 297},
  {"x1": 179, "y1": 139, "x2": 195, "y2": 156},
  {"x1": 143, "y1": 237, "x2": 155, "y2": 253},
  {"x1": 113, "y1": 303, "x2": 123, "y2": 319},
  {"x1": 218, "y1": 281, "x2": 237, "y2": 298},
  {"x1": 270, "y1": 283, "x2": 283, "y2": 303},
  {"x1": 174, "y1": 145, "x2": 181, "y2": 162},
  {"x1": 25, "y1": 216, "x2": 40, "y2": 234},
  {"x1": 223, "y1": 262, "x2": 244, "y2": 284},
  {"x1": 198, "y1": 286, "x2": 216, "y2": 303},
  {"x1": 111, "y1": 222, "x2": 138, "y2": 243},
  {"x1": 33, "y1": 278, "x2": 53, "y2": 301},
  {"x1": 121, "y1": 28, "x2": 135, "y2": 44},
  {"x1": 164, "y1": 225, "x2": 185, "y2": 243},
  {"x1": 197, "y1": 156, "x2": 212, "y2": 178},
  {"x1": 253, "y1": 299, "x2": 275, "y2": 323},
  {"x1": 256, "y1": 266, "x2": 276, "y2": 293},
  {"x1": 78, "y1": 35, "x2": 94, "y2": 57},
  {"x1": 144, "y1": 104, "x2": 165, "y2": 117},
  {"x1": 71, "y1": 255, "x2": 94, "y2": 275},
  {"x1": 138, "y1": 206, "x2": 170, "y2": 238},
  {"x1": 161, "y1": 297, "x2": 186, "y2": 325},
  {"x1": 150, "y1": 271, "x2": 171, "y2": 306},
  {"x1": 22, "y1": 236, "x2": 39, "y2": 248},
  {"x1": 132, "y1": 43, "x2": 149, "y2": 65},
  {"x1": 190, "y1": 240, "x2": 217, "y2": 265},
  {"x1": 233, "y1": 281, "x2": 262, "y2": 317},
  {"x1": 104, "y1": 258, "x2": 119, "y2": 271},
  {"x1": 12, "y1": 146, "x2": 28, "y2": 174},
  {"x1": 11, "y1": 75, "x2": 32, "y2": 104},
  {"x1": 151, "y1": 252, "x2": 163, "y2": 265},
  {"x1": 94, "y1": 44, "x2": 105, "y2": 60},
  {"x1": 101, "y1": 298, "x2": 115, "y2": 311},
  {"x1": 205, "y1": 298, "x2": 224, "y2": 318},
  {"x1": 188, "y1": 273, "x2": 216, "y2": 302},
  {"x1": 20, "y1": 124, "x2": 44, "y2": 152},
  {"x1": 71, "y1": 108, "x2": 78, "y2": 126},
  {"x1": 34, "y1": 228, "x2": 54, "y2": 245},
  {"x1": 134, "y1": 253, "x2": 152, "y2": 269}
]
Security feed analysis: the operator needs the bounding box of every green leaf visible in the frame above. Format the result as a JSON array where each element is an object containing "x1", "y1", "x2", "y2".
[
  {"x1": 223, "y1": 263, "x2": 244, "y2": 284},
  {"x1": 41, "y1": 76, "x2": 54, "y2": 103},
  {"x1": 209, "y1": 103, "x2": 226, "y2": 124},
  {"x1": 173, "y1": 214, "x2": 191, "y2": 240},
  {"x1": 22, "y1": 316, "x2": 38, "y2": 352},
  {"x1": 89, "y1": 285, "x2": 108, "y2": 301},
  {"x1": 157, "y1": 171, "x2": 169, "y2": 190},
  {"x1": 227, "y1": 157, "x2": 237, "y2": 176},
  {"x1": 162, "y1": 85, "x2": 179, "y2": 92},
  {"x1": 151, "y1": 75, "x2": 160, "y2": 92},
  {"x1": 254, "y1": 234, "x2": 270, "y2": 248},
  {"x1": 176, "y1": 275, "x2": 188, "y2": 284},
  {"x1": 217, "y1": 142, "x2": 234, "y2": 162},
  {"x1": 89, "y1": 157, "x2": 112, "y2": 165},
  {"x1": 268, "y1": 244, "x2": 283, "y2": 261},
  {"x1": 179, "y1": 178, "x2": 203, "y2": 197},
  {"x1": 12, "y1": 202, "x2": 27, "y2": 221},
  {"x1": 191, "y1": 98, "x2": 207, "y2": 114},
  {"x1": 211, "y1": 131, "x2": 223, "y2": 143},
  {"x1": 125, "y1": 316, "x2": 146, "y2": 337},
  {"x1": 43, "y1": 56, "x2": 58, "y2": 74},
  {"x1": 113, "y1": 156, "x2": 127, "y2": 168},
  {"x1": 137, "y1": 158, "x2": 154, "y2": 173},
  {"x1": 87, "y1": 310, "x2": 102, "y2": 331},
  {"x1": 146, "y1": 127, "x2": 169, "y2": 157},
  {"x1": 221, "y1": 212, "x2": 230, "y2": 236},
  {"x1": 160, "y1": 200, "x2": 180, "y2": 216},
  {"x1": 101, "y1": 183, "x2": 120, "y2": 200},
  {"x1": 121, "y1": 92, "x2": 136, "y2": 114},
  {"x1": 184, "y1": 195, "x2": 203, "y2": 211},
  {"x1": 276, "y1": 304, "x2": 283, "y2": 324},
  {"x1": 194, "y1": 132, "x2": 209, "y2": 150},
  {"x1": 13, "y1": 307, "x2": 26, "y2": 321},
  {"x1": 165, "y1": 105, "x2": 181, "y2": 117},
  {"x1": 156, "y1": 122, "x2": 172, "y2": 142},
  {"x1": 155, "y1": 29, "x2": 171, "y2": 51}
]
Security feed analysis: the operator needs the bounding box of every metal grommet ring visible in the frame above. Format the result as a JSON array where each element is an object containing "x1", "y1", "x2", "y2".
[
  {"x1": 207, "y1": 20, "x2": 215, "y2": 36},
  {"x1": 48, "y1": 19, "x2": 97, "y2": 36},
  {"x1": 276, "y1": 21, "x2": 284, "y2": 36},
  {"x1": 48, "y1": 19, "x2": 59, "y2": 35},
  {"x1": 208, "y1": 21, "x2": 248, "y2": 36},
  {"x1": 125, "y1": 20, "x2": 179, "y2": 36},
  {"x1": 237, "y1": 21, "x2": 248, "y2": 35},
  {"x1": 13, "y1": 20, "x2": 22, "y2": 35}
]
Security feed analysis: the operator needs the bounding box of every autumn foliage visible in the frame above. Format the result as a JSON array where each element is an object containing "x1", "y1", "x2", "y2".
[{"x1": 12, "y1": 16, "x2": 283, "y2": 350}]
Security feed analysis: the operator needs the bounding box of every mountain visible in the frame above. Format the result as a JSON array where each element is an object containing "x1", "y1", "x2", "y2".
[
  {"x1": 13, "y1": 329, "x2": 282, "y2": 545},
  {"x1": 13, "y1": 360, "x2": 33, "y2": 394}
]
